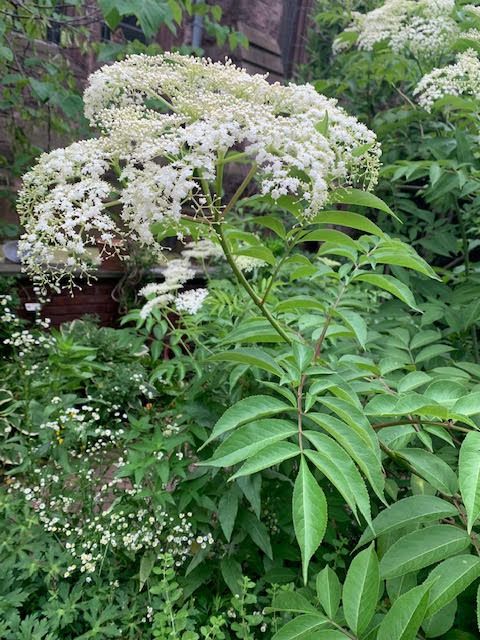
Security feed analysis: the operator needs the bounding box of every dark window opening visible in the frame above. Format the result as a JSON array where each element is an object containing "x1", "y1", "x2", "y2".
[{"x1": 101, "y1": 16, "x2": 147, "y2": 44}]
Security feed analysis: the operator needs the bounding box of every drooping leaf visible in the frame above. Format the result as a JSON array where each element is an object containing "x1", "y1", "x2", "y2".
[
  {"x1": 305, "y1": 432, "x2": 372, "y2": 525},
  {"x1": 397, "y1": 448, "x2": 458, "y2": 496},
  {"x1": 328, "y1": 187, "x2": 399, "y2": 219},
  {"x1": 377, "y1": 583, "x2": 431, "y2": 640},
  {"x1": 459, "y1": 432, "x2": 480, "y2": 532},
  {"x1": 218, "y1": 486, "x2": 239, "y2": 542},
  {"x1": 358, "y1": 495, "x2": 458, "y2": 547},
  {"x1": 293, "y1": 457, "x2": 328, "y2": 584},
  {"x1": 269, "y1": 591, "x2": 318, "y2": 614},
  {"x1": 353, "y1": 273, "x2": 418, "y2": 309},
  {"x1": 238, "y1": 511, "x2": 273, "y2": 558},
  {"x1": 422, "y1": 599, "x2": 457, "y2": 638},
  {"x1": 379, "y1": 525, "x2": 471, "y2": 579},
  {"x1": 343, "y1": 544, "x2": 380, "y2": 635},
  {"x1": 220, "y1": 557, "x2": 243, "y2": 595}
]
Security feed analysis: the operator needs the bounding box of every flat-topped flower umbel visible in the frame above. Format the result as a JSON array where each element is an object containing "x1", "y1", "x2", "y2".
[{"x1": 18, "y1": 53, "x2": 380, "y2": 289}]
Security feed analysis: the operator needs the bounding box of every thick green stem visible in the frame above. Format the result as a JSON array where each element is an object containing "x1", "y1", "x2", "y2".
[
  {"x1": 221, "y1": 163, "x2": 258, "y2": 219},
  {"x1": 215, "y1": 222, "x2": 292, "y2": 344}
]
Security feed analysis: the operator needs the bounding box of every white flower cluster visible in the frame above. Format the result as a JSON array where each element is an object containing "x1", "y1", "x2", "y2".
[
  {"x1": 414, "y1": 49, "x2": 480, "y2": 110},
  {"x1": 335, "y1": 0, "x2": 458, "y2": 61},
  {"x1": 18, "y1": 53, "x2": 380, "y2": 287},
  {"x1": 175, "y1": 288, "x2": 209, "y2": 315},
  {"x1": 0, "y1": 295, "x2": 20, "y2": 326},
  {"x1": 12, "y1": 465, "x2": 214, "y2": 577}
]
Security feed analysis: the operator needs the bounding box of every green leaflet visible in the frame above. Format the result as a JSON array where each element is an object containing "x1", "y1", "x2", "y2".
[
  {"x1": 204, "y1": 394, "x2": 291, "y2": 446},
  {"x1": 208, "y1": 348, "x2": 284, "y2": 377},
  {"x1": 425, "y1": 554, "x2": 480, "y2": 617},
  {"x1": 202, "y1": 419, "x2": 297, "y2": 467},
  {"x1": 422, "y1": 599, "x2": 457, "y2": 638},
  {"x1": 269, "y1": 591, "x2": 318, "y2": 614},
  {"x1": 271, "y1": 614, "x2": 330, "y2": 640},
  {"x1": 218, "y1": 485, "x2": 239, "y2": 542},
  {"x1": 377, "y1": 583, "x2": 431, "y2": 640},
  {"x1": 353, "y1": 273, "x2": 418, "y2": 309},
  {"x1": 459, "y1": 432, "x2": 480, "y2": 532},
  {"x1": 293, "y1": 457, "x2": 328, "y2": 584},
  {"x1": 316, "y1": 566, "x2": 341, "y2": 619},
  {"x1": 342, "y1": 544, "x2": 380, "y2": 635},
  {"x1": 357, "y1": 495, "x2": 458, "y2": 547},
  {"x1": 230, "y1": 441, "x2": 300, "y2": 479},
  {"x1": 380, "y1": 525, "x2": 471, "y2": 579},
  {"x1": 397, "y1": 448, "x2": 458, "y2": 496},
  {"x1": 328, "y1": 187, "x2": 398, "y2": 219},
  {"x1": 305, "y1": 432, "x2": 372, "y2": 525},
  {"x1": 307, "y1": 414, "x2": 385, "y2": 500}
]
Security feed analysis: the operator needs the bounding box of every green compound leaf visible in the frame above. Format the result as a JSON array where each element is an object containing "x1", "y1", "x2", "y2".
[
  {"x1": 459, "y1": 432, "x2": 480, "y2": 532},
  {"x1": 343, "y1": 543, "x2": 380, "y2": 635},
  {"x1": 293, "y1": 457, "x2": 327, "y2": 584},
  {"x1": 380, "y1": 525, "x2": 471, "y2": 580},
  {"x1": 377, "y1": 583, "x2": 431, "y2": 640}
]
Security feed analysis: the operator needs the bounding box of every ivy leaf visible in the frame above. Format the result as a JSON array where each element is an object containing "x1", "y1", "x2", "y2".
[
  {"x1": 293, "y1": 457, "x2": 328, "y2": 584},
  {"x1": 343, "y1": 544, "x2": 380, "y2": 634},
  {"x1": 316, "y1": 566, "x2": 342, "y2": 619},
  {"x1": 377, "y1": 583, "x2": 431, "y2": 640},
  {"x1": 380, "y1": 525, "x2": 471, "y2": 579},
  {"x1": 425, "y1": 555, "x2": 480, "y2": 617},
  {"x1": 459, "y1": 432, "x2": 480, "y2": 532}
]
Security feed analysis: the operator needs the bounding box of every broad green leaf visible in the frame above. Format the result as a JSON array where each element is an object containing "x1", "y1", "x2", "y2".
[
  {"x1": 220, "y1": 557, "x2": 243, "y2": 595},
  {"x1": 459, "y1": 432, "x2": 480, "y2": 533},
  {"x1": 139, "y1": 552, "x2": 155, "y2": 591},
  {"x1": 305, "y1": 433, "x2": 372, "y2": 525},
  {"x1": 454, "y1": 392, "x2": 480, "y2": 416},
  {"x1": 386, "y1": 573, "x2": 418, "y2": 602},
  {"x1": 335, "y1": 309, "x2": 367, "y2": 349},
  {"x1": 343, "y1": 544, "x2": 380, "y2": 635},
  {"x1": 205, "y1": 395, "x2": 291, "y2": 445},
  {"x1": 275, "y1": 296, "x2": 325, "y2": 314},
  {"x1": 316, "y1": 566, "x2": 341, "y2": 619},
  {"x1": 425, "y1": 555, "x2": 480, "y2": 617},
  {"x1": 222, "y1": 319, "x2": 289, "y2": 344},
  {"x1": 272, "y1": 614, "x2": 331, "y2": 639},
  {"x1": 208, "y1": 348, "x2": 284, "y2": 377},
  {"x1": 329, "y1": 187, "x2": 399, "y2": 219},
  {"x1": 377, "y1": 583, "x2": 431, "y2": 640},
  {"x1": 218, "y1": 486, "x2": 239, "y2": 542},
  {"x1": 307, "y1": 415, "x2": 385, "y2": 501},
  {"x1": 302, "y1": 228, "x2": 359, "y2": 249},
  {"x1": 239, "y1": 511, "x2": 273, "y2": 558},
  {"x1": 203, "y1": 419, "x2": 296, "y2": 467},
  {"x1": 367, "y1": 243, "x2": 437, "y2": 278},
  {"x1": 422, "y1": 599, "x2": 457, "y2": 638},
  {"x1": 380, "y1": 525, "x2": 471, "y2": 579},
  {"x1": 397, "y1": 448, "x2": 458, "y2": 495},
  {"x1": 414, "y1": 344, "x2": 453, "y2": 364},
  {"x1": 398, "y1": 371, "x2": 432, "y2": 394},
  {"x1": 316, "y1": 397, "x2": 379, "y2": 453},
  {"x1": 358, "y1": 495, "x2": 458, "y2": 547},
  {"x1": 234, "y1": 245, "x2": 276, "y2": 266},
  {"x1": 254, "y1": 215, "x2": 286, "y2": 238},
  {"x1": 269, "y1": 591, "x2": 318, "y2": 614},
  {"x1": 231, "y1": 441, "x2": 299, "y2": 479},
  {"x1": 311, "y1": 210, "x2": 385, "y2": 236},
  {"x1": 353, "y1": 273, "x2": 418, "y2": 309},
  {"x1": 293, "y1": 457, "x2": 328, "y2": 583}
]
